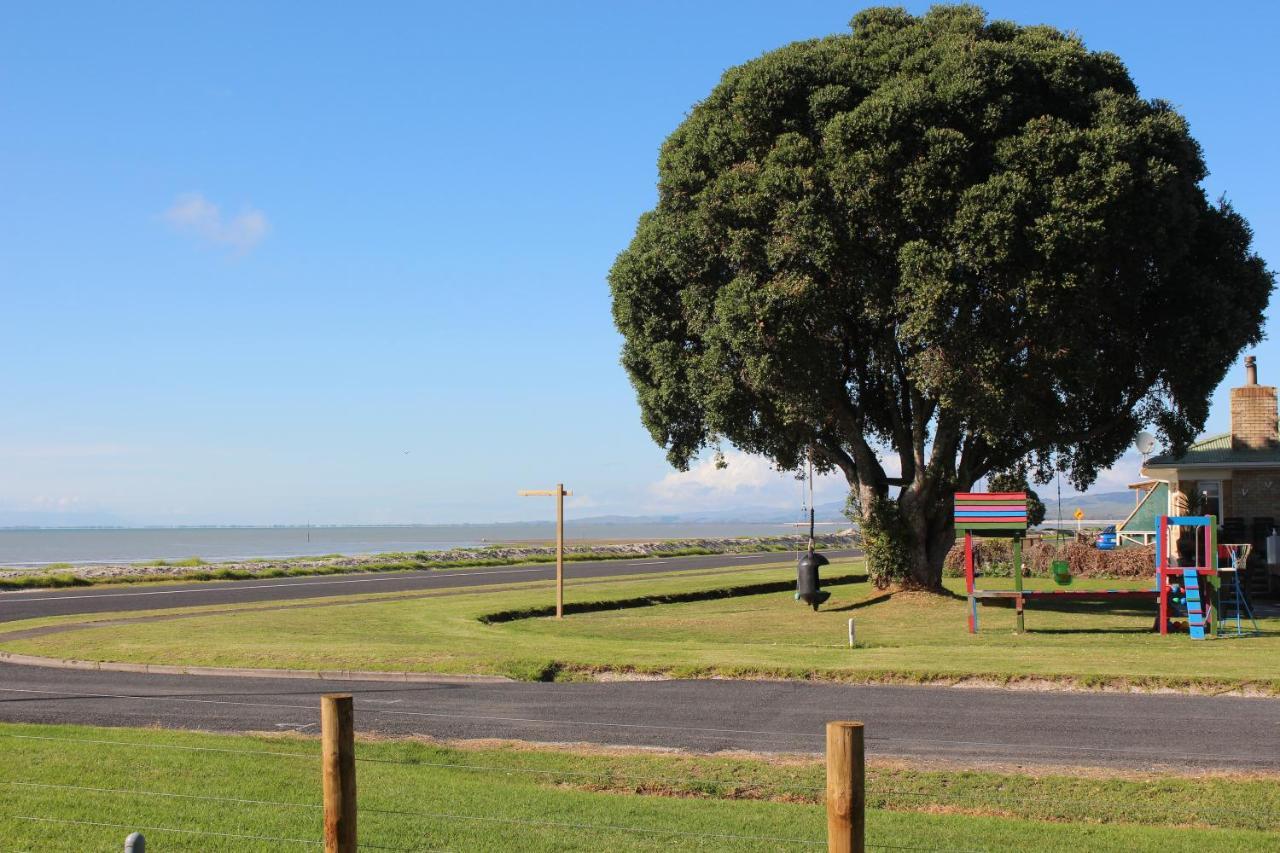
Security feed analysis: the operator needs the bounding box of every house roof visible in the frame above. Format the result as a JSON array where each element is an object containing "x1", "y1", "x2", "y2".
[{"x1": 1145, "y1": 432, "x2": 1280, "y2": 469}]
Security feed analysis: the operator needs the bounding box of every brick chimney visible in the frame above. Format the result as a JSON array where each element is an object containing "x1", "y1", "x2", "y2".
[{"x1": 1230, "y1": 356, "x2": 1279, "y2": 450}]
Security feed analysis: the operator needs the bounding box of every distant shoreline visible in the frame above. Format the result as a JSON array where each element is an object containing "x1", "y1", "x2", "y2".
[
  {"x1": 0, "y1": 519, "x2": 851, "y2": 532},
  {"x1": 0, "y1": 533, "x2": 857, "y2": 590},
  {"x1": 0, "y1": 523, "x2": 851, "y2": 569}
]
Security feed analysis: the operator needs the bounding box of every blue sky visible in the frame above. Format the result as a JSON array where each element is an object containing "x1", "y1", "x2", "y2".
[{"x1": 1, "y1": 2, "x2": 1276, "y2": 525}]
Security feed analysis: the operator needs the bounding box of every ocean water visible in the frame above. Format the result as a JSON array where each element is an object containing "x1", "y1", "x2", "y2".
[{"x1": 0, "y1": 522, "x2": 835, "y2": 567}]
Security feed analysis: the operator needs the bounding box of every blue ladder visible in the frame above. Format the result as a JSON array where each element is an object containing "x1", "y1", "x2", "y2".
[{"x1": 1182, "y1": 569, "x2": 1207, "y2": 640}]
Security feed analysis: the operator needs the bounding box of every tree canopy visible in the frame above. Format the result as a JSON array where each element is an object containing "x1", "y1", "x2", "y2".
[
  {"x1": 987, "y1": 468, "x2": 1046, "y2": 528},
  {"x1": 609, "y1": 5, "x2": 1272, "y2": 586}
]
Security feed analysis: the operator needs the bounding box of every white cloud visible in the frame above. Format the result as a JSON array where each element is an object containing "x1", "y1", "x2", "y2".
[
  {"x1": 164, "y1": 192, "x2": 269, "y2": 253},
  {"x1": 1087, "y1": 450, "x2": 1149, "y2": 493},
  {"x1": 31, "y1": 495, "x2": 82, "y2": 510},
  {"x1": 648, "y1": 450, "x2": 849, "y2": 511},
  {"x1": 652, "y1": 452, "x2": 781, "y2": 500}
]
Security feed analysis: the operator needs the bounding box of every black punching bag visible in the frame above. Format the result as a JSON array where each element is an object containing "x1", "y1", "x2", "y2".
[{"x1": 796, "y1": 550, "x2": 830, "y2": 610}]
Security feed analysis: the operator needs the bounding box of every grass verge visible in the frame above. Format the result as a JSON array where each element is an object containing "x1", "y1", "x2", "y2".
[
  {"x1": 3, "y1": 561, "x2": 1277, "y2": 693},
  {"x1": 1, "y1": 722, "x2": 1275, "y2": 851}
]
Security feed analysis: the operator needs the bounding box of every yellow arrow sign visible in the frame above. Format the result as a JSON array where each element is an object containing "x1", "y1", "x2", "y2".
[{"x1": 1073, "y1": 508, "x2": 1085, "y2": 521}]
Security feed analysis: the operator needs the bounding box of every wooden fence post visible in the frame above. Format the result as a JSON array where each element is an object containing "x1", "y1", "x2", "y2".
[
  {"x1": 826, "y1": 721, "x2": 865, "y2": 853},
  {"x1": 322, "y1": 694, "x2": 357, "y2": 853}
]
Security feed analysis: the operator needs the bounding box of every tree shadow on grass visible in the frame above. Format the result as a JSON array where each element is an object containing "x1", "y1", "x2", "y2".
[
  {"x1": 1022, "y1": 626, "x2": 1155, "y2": 635},
  {"x1": 479, "y1": 574, "x2": 868, "y2": 624},
  {"x1": 977, "y1": 595, "x2": 1160, "y2": 634},
  {"x1": 1004, "y1": 601, "x2": 1153, "y2": 614},
  {"x1": 823, "y1": 585, "x2": 968, "y2": 613},
  {"x1": 821, "y1": 592, "x2": 895, "y2": 613}
]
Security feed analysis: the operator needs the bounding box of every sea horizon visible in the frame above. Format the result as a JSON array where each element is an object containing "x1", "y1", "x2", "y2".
[{"x1": 0, "y1": 521, "x2": 847, "y2": 568}]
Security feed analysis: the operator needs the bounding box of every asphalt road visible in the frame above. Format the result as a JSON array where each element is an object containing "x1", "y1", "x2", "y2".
[
  {"x1": 3, "y1": 664, "x2": 1276, "y2": 771},
  {"x1": 1, "y1": 547, "x2": 1277, "y2": 771},
  {"x1": 0, "y1": 549, "x2": 860, "y2": 623}
]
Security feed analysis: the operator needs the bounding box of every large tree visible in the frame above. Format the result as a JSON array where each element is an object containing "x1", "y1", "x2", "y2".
[{"x1": 609, "y1": 5, "x2": 1272, "y2": 589}]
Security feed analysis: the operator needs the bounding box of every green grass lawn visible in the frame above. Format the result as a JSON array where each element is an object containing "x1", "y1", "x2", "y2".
[
  {"x1": 4, "y1": 560, "x2": 1278, "y2": 691},
  {"x1": 2, "y1": 722, "x2": 1275, "y2": 851}
]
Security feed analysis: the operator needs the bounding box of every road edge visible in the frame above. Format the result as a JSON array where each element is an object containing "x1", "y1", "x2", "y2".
[{"x1": 0, "y1": 649, "x2": 513, "y2": 684}]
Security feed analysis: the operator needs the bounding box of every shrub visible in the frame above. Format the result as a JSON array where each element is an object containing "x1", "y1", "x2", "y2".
[{"x1": 944, "y1": 538, "x2": 1155, "y2": 579}]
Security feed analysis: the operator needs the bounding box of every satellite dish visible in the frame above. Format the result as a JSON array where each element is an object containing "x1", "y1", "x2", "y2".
[{"x1": 1135, "y1": 431, "x2": 1156, "y2": 455}]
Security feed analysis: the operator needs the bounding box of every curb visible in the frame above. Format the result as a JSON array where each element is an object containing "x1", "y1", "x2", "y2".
[{"x1": 0, "y1": 650, "x2": 513, "y2": 684}]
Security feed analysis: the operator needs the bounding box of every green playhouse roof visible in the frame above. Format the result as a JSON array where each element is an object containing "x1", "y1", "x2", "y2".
[{"x1": 1145, "y1": 432, "x2": 1280, "y2": 468}]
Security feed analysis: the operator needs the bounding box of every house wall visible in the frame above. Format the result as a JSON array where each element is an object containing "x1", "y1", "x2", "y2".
[
  {"x1": 1177, "y1": 479, "x2": 1195, "y2": 513},
  {"x1": 1229, "y1": 469, "x2": 1280, "y2": 525}
]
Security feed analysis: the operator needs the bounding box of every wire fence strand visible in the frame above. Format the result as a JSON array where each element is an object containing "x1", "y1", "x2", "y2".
[
  {"x1": 358, "y1": 804, "x2": 827, "y2": 847},
  {"x1": 0, "y1": 731, "x2": 316, "y2": 760},
  {"x1": 2, "y1": 779, "x2": 979, "y2": 851},
  {"x1": 869, "y1": 787, "x2": 1280, "y2": 821},
  {"x1": 354, "y1": 754, "x2": 825, "y2": 795},
  {"x1": 8, "y1": 731, "x2": 1276, "y2": 821},
  {"x1": 1, "y1": 780, "x2": 321, "y2": 811},
  {"x1": 6, "y1": 814, "x2": 324, "y2": 846}
]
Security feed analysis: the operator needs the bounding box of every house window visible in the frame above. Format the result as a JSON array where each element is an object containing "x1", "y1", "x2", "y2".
[{"x1": 1197, "y1": 481, "x2": 1221, "y2": 520}]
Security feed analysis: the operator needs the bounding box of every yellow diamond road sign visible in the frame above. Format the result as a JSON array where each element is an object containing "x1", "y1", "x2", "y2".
[{"x1": 1073, "y1": 508, "x2": 1085, "y2": 521}]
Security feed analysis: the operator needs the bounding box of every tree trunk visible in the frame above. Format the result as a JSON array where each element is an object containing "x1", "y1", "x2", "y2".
[
  {"x1": 899, "y1": 487, "x2": 955, "y2": 590},
  {"x1": 858, "y1": 482, "x2": 956, "y2": 591}
]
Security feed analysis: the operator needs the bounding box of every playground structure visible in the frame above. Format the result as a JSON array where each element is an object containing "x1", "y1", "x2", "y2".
[
  {"x1": 961, "y1": 492, "x2": 1152, "y2": 634},
  {"x1": 1156, "y1": 515, "x2": 1260, "y2": 638},
  {"x1": 960, "y1": 492, "x2": 1258, "y2": 637}
]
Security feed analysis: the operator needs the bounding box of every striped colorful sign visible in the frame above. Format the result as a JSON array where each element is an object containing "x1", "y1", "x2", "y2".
[{"x1": 954, "y1": 492, "x2": 1028, "y2": 531}]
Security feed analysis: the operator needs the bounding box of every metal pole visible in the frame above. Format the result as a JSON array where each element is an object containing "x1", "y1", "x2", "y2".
[
  {"x1": 322, "y1": 694, "x2": 357, "y2": 853},
  {"x1": 1013, "y1": 535, "x2": 1024, "y2": 633},
  {"x1": 826, "y1": 721, "x2": 865, "y2": 853},
  {"x1": 556, "y1": 483, "x2": 564, "y2": 619}
]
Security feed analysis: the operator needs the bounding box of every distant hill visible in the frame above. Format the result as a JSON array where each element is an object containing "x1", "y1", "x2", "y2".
[
  {"x1": 576, "y1": 500, "x2": 848, "y2": 525},
  {"x1": 575, "y1": 491, "x2": 1138, "y2": 526},
  {"x1": 1043, "y1": 490, "x2": 1137, "y2": 522}
]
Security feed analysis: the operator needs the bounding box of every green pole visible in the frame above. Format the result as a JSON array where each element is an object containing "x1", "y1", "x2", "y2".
[{"x1": 1013, "y1": 535, "x2": 1024, "y2": 633}]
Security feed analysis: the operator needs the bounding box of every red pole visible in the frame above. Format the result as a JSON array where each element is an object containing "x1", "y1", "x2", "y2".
[
  {"x1": 1158, "y1": 516, "x2": 1168, "y2": 636},
  {"x1": 965, "y1": 531, "x2": 974, "y2": 593}
]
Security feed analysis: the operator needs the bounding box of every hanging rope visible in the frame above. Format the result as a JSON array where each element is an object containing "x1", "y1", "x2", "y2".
[
  {"x1": 798, "y1": 455, "x2": 808, "y2": 563},
  {"x1": 1056, "y1": 470, "x2": 1064, "y2": 550},
  {"x1": 807, "y1": 450, "x2": 816, "y2": 552}
]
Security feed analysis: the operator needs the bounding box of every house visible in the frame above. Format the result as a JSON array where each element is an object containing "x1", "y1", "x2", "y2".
[
  {"x1": 1115, "y1": 480, "x2": 1169, "y2": 548},
  {"x1": 1126, "y1": 356, "x2": 1280, "y2": 590}
]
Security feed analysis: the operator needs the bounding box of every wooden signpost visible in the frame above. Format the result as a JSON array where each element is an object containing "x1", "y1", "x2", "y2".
[{"x1": 518, "y1": 483, "x2": 572, "y2": 619}]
